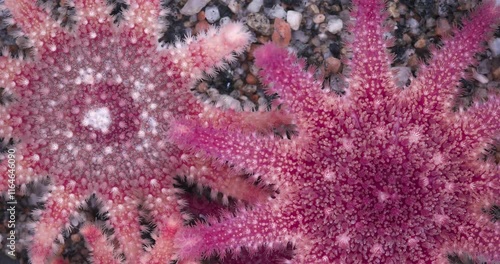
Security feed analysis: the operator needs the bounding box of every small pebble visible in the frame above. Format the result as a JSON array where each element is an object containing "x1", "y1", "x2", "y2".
[
  {"x1": 426, "y1": 18, "x2": 436, "y2": 28},
  {"x1": 326, "y1": 17, "x2": 343, "y2": 34},
  {"x1": 246, "y1": 73, "x2": 258, "y2": 85},
  {"x1": 313, "y1": 14, "x2": 325, "y2": 24},
  {"x1": 227, "y1": 0, "x2": 240, "y2": 14},
  {"x1": 272, "y1": 18, "x2": 292, "y2": 47},
  {"x1": 180, "y1": 0, "x2": 211, "y2": 16},
  {"x1": 477, "y1": 59, "x2": 491, "y2": 75},
  {"x1": 489, "y1": 38, "x2": 500, "y2": 57},
  {"x1": 492, "y1": 67, "x2": 500, "y2": 81},
  {"x1": 407, "y1": 18, "x2": 419, "y2": 29},
  {"x1": 71, "y1": 233, "x2": 81, "y2": 243},
  {"x1": 286, "y1": 10, "x2": 302, "y2": 30},
  {"x1": 308, "y1": 4, "x2": 320, "y2": 14},
  {"x1": 414, "y1": 38, "x2": 426, "y2": 49},
  {"x1": 247, "y1": 13, "x2": 272, "y2": 36},
  {"x1": 242, "y1": 84, "x2": 258, "y2": 94},
  {"x1": 388, "y1": 2, "x2": 399, "y2": 18},
  {"x1": 219, "y1": 16, "x2": 231, "y2": 25},
  {"x1": 197, "y1": 11, "x2": 205, "y2": 21},
  {"x1": 233, "y1": 79, "x2": 244, "y2": 90},
  {"x1": 268, "y1": 4, "x2": 287, "y2": 19},
  {"x1": 435, "y1": 18, "x2": 451, "y2": 36},
  {"x1": 473, "y1": 71, "x2": 489, "y2": 84},
  {"x1": 194, "y1": 20, "x2": 210, "y2": 34},
  {"x1": 325, "y1": 57, "x2": 342, "y2": 75},
  {"x1": 247, "y1": 0, "x2": 264, "y2": 13},
  {"x1": 293, "y1": 30, "x2": 310, "y2": 43},
  {"x1": 204, "y1": 6, "x2": 220, "y2": 23}
]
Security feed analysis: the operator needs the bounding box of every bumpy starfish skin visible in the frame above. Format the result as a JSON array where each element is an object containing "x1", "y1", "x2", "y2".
[
  {"x1": 169, "y1": 0, "x2": 500, "y2": 263},
  {"x1": 0, "y1": 0, "x2": 289, "y2": 263}
]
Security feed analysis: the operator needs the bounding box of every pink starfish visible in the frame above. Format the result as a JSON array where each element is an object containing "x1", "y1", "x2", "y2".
[
  {"x1": 0, "y1": 0, "x2": 288, "y2": 262},
  {"x1": 169, "y1": 0, "x2": 500, "y2": 263}
]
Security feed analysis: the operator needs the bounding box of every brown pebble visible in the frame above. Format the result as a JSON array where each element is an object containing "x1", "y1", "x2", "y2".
[
  {"x1": 492, "y1": 67, "x2": 500, "y2": 81},
  {"x1": 388, "y1": 2, "x2": 399, "y2": 18},
  {"x1": 257, "y1": 35, "x2": 270, "y2": 44},
  {"x1": 234, "y1": 79, "x2": 244, "y2": 90},
  {"x1": 71, "y1": 233, "x2": 81, "y2": 243},
  {"x1": 414, "y1": 38, "x2": 426, "y2": 49},
  {"x1": 403, "y1": 34, "x2": 412, "y2": 44},
  {"x1": 272, "y1": 18, "x2": 292, "y2": 47},
  {"x1": 407, "y1": 54, "x2": 419, "y2": 69},
  {"x1": 246, "y1": 74, "x2": 258, "y2": 85},
  {"x1": 247, "y1": 44, "x2": 259, "y2": 60},
  {"x1": 435, "y1": 18, "x2": 451, "y2": 36},
  {"x1": 313, "y1": 14, "x2": 326, "y2": 24},
  {"x1": 197, "y1": 82, "x2": 209, "y2": 93},
  {"x1": 309, "y1": 4, "x2": 320, "y2": 14},
  {"x1": 197, "y1": 11, "x2": 205, "y2": 21},
  {"x1": 194, "y1": 20, "x2": 210, "y2": 34},
  {"x1": 250, "y1": 93, "x2": 260, "y2": 103},
  {"x1": 325, "y1": 57, "x2": 342, "y2": 75}
]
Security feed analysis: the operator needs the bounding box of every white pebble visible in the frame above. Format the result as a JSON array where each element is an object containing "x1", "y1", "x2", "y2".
[
  {"x1": 268, "y1": 5, "x2": 287, "y2": 19},
  {"x1": 205, "y1": 6, "x2": 220, "y2": 23},
  {"x1": 219, "y1": 17, "x2": 231, "y2": 25},
  {"x1": 286, "y1": 11, "x2": 302, "y2": 30},
  {"x1": 327, "y1": 17, "x2": 343, "y2": 34},
  {"x1": 247, "y1": 0, "x2": 263, "y2": 13},
  {"x1": 473, "y1": 71, "x2": 489, "y2": 84},
  {"x1": 180, "y1": 0, "x2": 210, "y2": 16},
  {"x1": 489, "y1": 38, "x2": 500, "y2": 57}
]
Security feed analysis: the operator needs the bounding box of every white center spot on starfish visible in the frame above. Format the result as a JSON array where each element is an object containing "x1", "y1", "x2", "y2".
[{"x1": 82, "y1": 107, "x2": 112, "y2": 133}]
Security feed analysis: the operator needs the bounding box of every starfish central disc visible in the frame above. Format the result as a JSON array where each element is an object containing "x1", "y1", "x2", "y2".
[
  {"x1": 5, "y1": 39, "x2": 175, "y2": 180},
  {"x1": 67, "y1": 83, "x2": 142, "y2": 144}
]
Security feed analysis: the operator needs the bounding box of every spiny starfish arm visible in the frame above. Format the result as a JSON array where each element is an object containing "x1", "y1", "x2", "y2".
[
  {"x1": 28, "y1": 188, "x2": 83, "y2": 264},
  {"x1": 168, "y1": 118, "x2": 289, "y2": 183},
  {"x1": 103, "y1": 195, "x2": 144, "y2": 263},
  {"x1": 406, "y1": 0, "x2": 499, "y2": 114},
  {"x1": 453, "y1": 97, "x2": 500, "y2": 156},
  {"x1": 0, "y1": 140, "x2": 41, "y2": 192},
  {"x1": 253, "y1": 43, "x2": 326, "y2": 128},
  {"x1": 0, "y1": 57, "x2": 24, "y2": 89},
  {"x1": 345, "y1": 0, "x2": 398, "y2": 103},
  {"x1": 124, "y1": 0, "x2": 163, "y2": 44},
  {"x1": 73, "y1": 0, "x2": 125, "y2": 46},
  {"x1": 179, "y1": 154, "x2": 272, "y2": 204},
  {"x1": 161, "y1": 22, "x2": 251, "y2": 97},
  {"x1": 2, "y1": 0, "x2": 65, "y2": 54},
  {"x1": 174, "y1": 205, "x2": 287, "y2": 261},
  {"x1": 74, "y1": 0, "x2": 115, "y2": 26},
  {"x1": 140, "y1": 185, "x2": 183, "y2": 263},
  {"x1": 198, "y1": 106, "x2": 293, "y2": 134},
  {"x1": 445, "y1": 213, "x2": 500, "y2": 262},
  {"x1": 80, "y1": 224, "x2": 122, "y2": 264}
]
